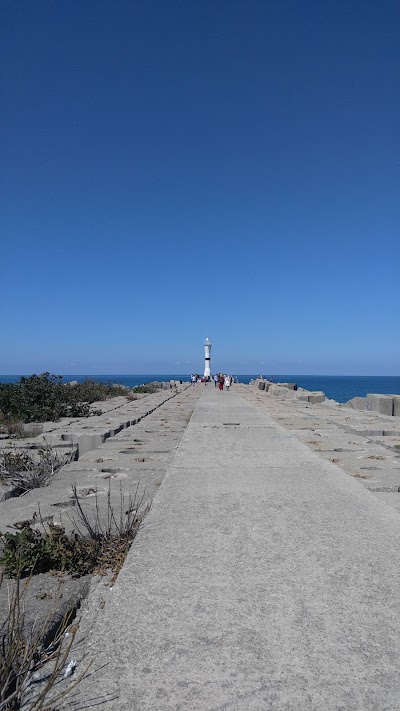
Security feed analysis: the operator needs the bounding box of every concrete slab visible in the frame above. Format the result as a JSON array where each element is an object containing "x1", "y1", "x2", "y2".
[
  {"x1": 0, "y1": 387, "x2": 200, "y2": 533},
  {"x1": 393, "y1": 396, "x2": 400, "y2": 417},
  {"x1": 308, "y1": 392, "x2": 325, "y2": 404},
  {"x1": 72, "y1": 386, "x2": 400, "y2": 711},
  {"x1": 344, "y1": 396, "x2": 367, "y2": 411},
  {"x1": 373, "y1": 491, "x2": 400, "y2": 510},
  {"x1": 367, "y1": 394, "x2": 394, "y2": 416}
]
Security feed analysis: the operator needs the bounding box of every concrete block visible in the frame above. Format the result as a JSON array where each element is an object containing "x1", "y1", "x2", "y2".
[
  {"x1": 345, "y1": 397, "x2": 367, "y2": 411},
  {"x1": 271, "y1": 386, "x2": 282, "y2": 397},
  {"x1": 277, "y1": 382, "x2": 297, "y2": 390},
  {"x1": 392, "y1": 396, "x2": 400, "y2": 417},
  {"x1": 257, "y1": 380, "x2": 266, "y2": 391},
  {"x1": 61, "y1": 431, "x2": 106, "y2": 456},
  {"x1": 367, "y1": 394, "x2": 394, "y2": 416},
  {"x1": 308, "y1": 392, "x2": 325, "y2": 404},
  {"x1": 297, "y1": 394, "x2": 309, "y2": 402},
  {"x1": 270, "y1": 385, "x2": 294, "y2": 398}
]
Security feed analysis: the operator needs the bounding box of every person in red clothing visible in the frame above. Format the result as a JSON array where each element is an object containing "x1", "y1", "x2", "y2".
[{"x1": 218, "y1": 373, "x2": 224, "y2": 391}]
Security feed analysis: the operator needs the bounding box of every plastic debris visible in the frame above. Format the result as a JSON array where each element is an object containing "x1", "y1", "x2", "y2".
[{"x1": 63, "y1": 660, "x2": 77, "y2": 678}]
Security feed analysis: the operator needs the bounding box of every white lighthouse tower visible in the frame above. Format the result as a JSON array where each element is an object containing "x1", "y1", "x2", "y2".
[{"x1": 204, "y1": 337, "x2": 212, "y2": 378}]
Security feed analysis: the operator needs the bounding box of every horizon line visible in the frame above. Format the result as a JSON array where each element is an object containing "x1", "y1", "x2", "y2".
[{"x1": 1, "y1": 373, "x2": 400, "y2": 378}]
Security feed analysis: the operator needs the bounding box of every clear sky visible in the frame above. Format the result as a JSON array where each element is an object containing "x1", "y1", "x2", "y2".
[{"x1": 1, "y1": 0, "x2": 399, "y2": 375}]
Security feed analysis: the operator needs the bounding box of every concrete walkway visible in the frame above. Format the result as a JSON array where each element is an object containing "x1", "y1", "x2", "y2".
[{"x1": 76, "y1": 385, "x2": 400, "y2": 710}]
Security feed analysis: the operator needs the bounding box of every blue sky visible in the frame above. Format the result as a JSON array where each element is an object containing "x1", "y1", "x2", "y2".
[{"x1": 1, "y1": 0, "x2": 399, "y2": 375}]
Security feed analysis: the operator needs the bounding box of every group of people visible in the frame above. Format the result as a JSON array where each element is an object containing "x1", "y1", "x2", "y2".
[
  {"x1": 214, "y1": 373, "x2": 234, "y2": 391},
  {"x1": 190, "y1": 374, "x2": 236, "y2": 391}
]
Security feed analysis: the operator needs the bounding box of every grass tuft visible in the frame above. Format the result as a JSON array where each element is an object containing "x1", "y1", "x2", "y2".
[
  {"x1": 0, "y1": 445, "x2": 76, "y2": 500},
  {"x1": 0, "y1": 571, "x2": 89, "y2": 710},
  {"x1": 0, "y1": 484, "x2": 148, "y2": 579}
]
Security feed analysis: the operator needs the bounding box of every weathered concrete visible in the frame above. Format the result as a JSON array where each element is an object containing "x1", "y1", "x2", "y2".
[
  {"x1": 71, "y1": 386, "x2": 400, "y2": 710},
  {"x1": 242, "y1": 385, "x2": 400, "y2": 499},
  {"x1": 344, "y1": 396, "x2": 367, "y2": 410},
  {"x1": 308, "y1": 391, "x2": 325, "y2": 404},
  {"x1": 0, "y1": 387, "x2": 189, "y2": 462},
  {"x1": 393, "y1": 395, "x2": 400, "y2": 417},
  {"x1": 275, "y1": 382, "x2": 297, "y2": 390},
  {"x1": 367, "y1": 394, "x2": 394, "y2": 416},
  {"x1": 0, "y1": 386, "x2": 199, "y2": 533}
]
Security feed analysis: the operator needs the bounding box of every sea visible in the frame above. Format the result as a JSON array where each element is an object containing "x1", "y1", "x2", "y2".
[{"x1": 0, "y1": 374, "x2": 399, "y2": 404}]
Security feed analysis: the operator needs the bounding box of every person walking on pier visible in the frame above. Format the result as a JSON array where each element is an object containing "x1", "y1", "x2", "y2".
[
  {"x1": 225, "y1": 375, "x2": 231, "y2": 391},
  {"x1": 218, "y1": 374, "x2": 224, "y2": 391},
  {"x1": 214, "y1": 373, "x2": 218, "y2": 388}
]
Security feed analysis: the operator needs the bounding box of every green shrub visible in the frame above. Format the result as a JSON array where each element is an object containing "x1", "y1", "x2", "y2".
[
  {"x1": 66, "y1": 379, "x2": 127, "y2": 404},
  {"x1": 0, "y1": 374, "x2": 128, "y2": 424},
  {"x1": 132, "y1": 382, "x2": 162, "y2": 394},
  {"x1": 0, "y1": 484, "x2": 146, "y2": 578},
  {"x1": 0, "y1": 523, "x2": 98, "y2": 578}
]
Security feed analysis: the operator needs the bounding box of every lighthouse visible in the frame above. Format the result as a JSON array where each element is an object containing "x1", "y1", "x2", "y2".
[{"x1": 204, "y1": 337, "x2": 212, "y2": 378}]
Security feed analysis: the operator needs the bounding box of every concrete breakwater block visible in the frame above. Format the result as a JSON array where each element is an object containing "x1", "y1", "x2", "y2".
[
  {"x1": 392, "y1": 396, "x2": 400, "y2": 417},
  {"x1": 296, "y1": 391, "x2": 325, "y2": 404},
  {"x1": 254, "y1": 379, "x2": 271, "y2": 393},
  {"x1": 270, "y1": 385, "x2": 287, "y2": 397},
  {"x1": 367, "y1": 394, "x2": 394, "y2": 416},
  {"x1": 271, "y1": 386, "x2": 282, "y2": 397},
  {"x1": 344, "y1": 397, "x2": 367, "y2": 411},
  {"x1": 308, "y1": 392, "x2": 325, "y2": 404},
  {"x1": 268, "y1": 385, "x2": 296, "y2": 399},
  {"x1": 276, "y1": 382, "x2": 297, "y2": 390}
]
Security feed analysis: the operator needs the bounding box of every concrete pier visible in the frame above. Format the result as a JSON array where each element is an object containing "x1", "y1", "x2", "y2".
[{"x1": 74, "y1": 385, "x2": 400, "y2": 710}]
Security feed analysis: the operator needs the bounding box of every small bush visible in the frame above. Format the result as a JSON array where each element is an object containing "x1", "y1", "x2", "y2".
[
  {"x1": 0, "y1": 445, "x2": 76, "y2": 499},
  {"x1": 0, "y1": 523, "x2": 98, "y2": 578},
  {"x1": 0, "y1": 419, "x2": 43, "y2": 439},
  {"x1": 132, "y1": 382, "x2": 162, "y2": 394},
  {"x1": 0, "y1": 484, "x2": 147, "y2": 579},
  {"x1": 65, "y1": 379, "x2": 127, "y2": 404}
]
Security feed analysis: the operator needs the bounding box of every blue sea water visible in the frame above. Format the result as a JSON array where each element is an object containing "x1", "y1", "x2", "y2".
[
  {"x1": 268, "y1": 375, "x2": 400, "y2": 403},
  {"x1": 0, "y1": 374, "x2": 399, "y2": 404}
]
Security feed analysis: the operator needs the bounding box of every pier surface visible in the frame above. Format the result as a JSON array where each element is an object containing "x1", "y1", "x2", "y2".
[{"x1": 76, "y1": 385, "x2": 400, "y2": 710}]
